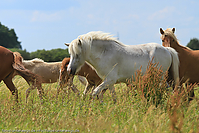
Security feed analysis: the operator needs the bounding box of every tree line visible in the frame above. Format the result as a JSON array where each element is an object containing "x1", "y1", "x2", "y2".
[
  {"x1": 9, "y1": 48, "x2": 70, "y2": 62},
  {"x1": 1, "y1": 22, "x2": 199, "y2": 62}
]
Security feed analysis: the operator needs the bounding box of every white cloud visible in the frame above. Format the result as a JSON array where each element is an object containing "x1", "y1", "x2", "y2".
[
  {"x1": 148, "y1": 6, "x2": 175, "y2": 21},
  {"x1": 31, "y1": 10, "x2": 63, "y2": 22}
]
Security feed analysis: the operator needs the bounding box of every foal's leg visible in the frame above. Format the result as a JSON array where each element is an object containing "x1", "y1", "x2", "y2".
[
  {"x1": 3, "y1": 77, "x2": 18, "y2": 102},
  {"x1": 25, "y1": 85, "x2": 34, "y2": 103},
  {"x1": 83, "y1": 82, "x2": 93, "y2": 99},
  {"x1": 68, "y1": 76, "x2": 80, "y2": 95},
  {"x1": 33, "y1": 81, "x2": 44, "y2": 103}
]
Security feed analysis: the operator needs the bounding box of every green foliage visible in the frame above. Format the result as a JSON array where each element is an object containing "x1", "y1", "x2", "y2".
[
  {"x1": 0, "y1": 22, "x2": 22, "y2": 49},
  {"x1": 10, "y1": 48, "x2": 69, "y2": 62},
  {"x1": 30, "y1": 48, "x2": 69, "y2": 62},
  {"x1": 187, "y1": 38, "x2": 199, "y2": 50}
]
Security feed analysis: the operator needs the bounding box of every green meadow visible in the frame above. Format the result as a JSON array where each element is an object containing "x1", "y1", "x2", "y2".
[{"x1": 0, "y1": 66, "x2": 198, "y2": 133}]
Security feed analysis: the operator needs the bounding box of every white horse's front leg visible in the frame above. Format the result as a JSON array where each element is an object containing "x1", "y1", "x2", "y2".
[
  {"x1": 92, "y1": 81, "x2": 106, "y2": 98},
  {"x1": 92, "y1": 81, "x2": 115, "y2": 100}
]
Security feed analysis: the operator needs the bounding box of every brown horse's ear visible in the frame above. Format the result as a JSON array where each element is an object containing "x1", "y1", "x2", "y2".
[
  {"x1": 172, "y1": 28, "x2": 175, "y2": 33},
  {"x1": 160, "y1": 28, "x2": 164, "y2": 34},
  {"x1": 65, "y1": 43, "x2": 70, "y2": 46}
]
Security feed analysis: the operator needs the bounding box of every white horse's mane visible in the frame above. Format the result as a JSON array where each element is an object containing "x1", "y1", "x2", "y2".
[{"x1": 69, "y1": 31, "x2": 125, "y2": 55}]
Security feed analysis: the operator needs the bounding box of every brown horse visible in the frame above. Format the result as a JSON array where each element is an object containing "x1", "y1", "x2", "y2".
[
  {"x1": 0, "y1": 48, "x2": 43, "y2": 102},
  {"x1": 59, "y1": 57, "x2": 107, "y2": 98},
  {"x1": 160, "y1": 28, "x2": 197, "y2": 101}
]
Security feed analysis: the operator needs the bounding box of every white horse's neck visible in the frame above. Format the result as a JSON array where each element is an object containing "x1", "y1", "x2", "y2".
[{"x1": 84, "y1": 40, "x2": 124, "y2": 78}]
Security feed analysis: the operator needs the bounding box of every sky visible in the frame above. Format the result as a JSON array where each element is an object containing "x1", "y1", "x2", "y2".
[{"x1": 0, "y1": 0, "x2": 199, "y2": 52}]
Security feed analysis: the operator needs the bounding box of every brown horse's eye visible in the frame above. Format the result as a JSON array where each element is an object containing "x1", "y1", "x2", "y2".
[{"x1": 162, "y1": 40, "x2": 164, "y2": 42}]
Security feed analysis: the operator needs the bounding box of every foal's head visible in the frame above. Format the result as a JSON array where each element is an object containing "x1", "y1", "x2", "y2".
[
  {"x1": 59, "y1": 58, "x2": 71, "y2": 87},
  {"x1": 160, "y1": 28, "x2": 178, "y2": 47}
]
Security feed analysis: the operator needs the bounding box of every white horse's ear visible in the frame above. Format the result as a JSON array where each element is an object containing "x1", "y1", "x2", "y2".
[
  {"x1": 160, "y1": 28, "x2": 164, "y2": 34},
  {"x1": 78, "y1": 40, "x2": 82, "y2": 46},
  {"x1": 172, "y1": 28, "x2": 175, "y2": 33},
  {"x1": 65, "y1": 43, "x2": 70, "y2": 46}
]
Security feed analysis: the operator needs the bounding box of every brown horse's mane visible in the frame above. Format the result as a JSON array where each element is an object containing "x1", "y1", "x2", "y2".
[{"x1": 162, "y1": 28, "x2": 192, "y2": 51}]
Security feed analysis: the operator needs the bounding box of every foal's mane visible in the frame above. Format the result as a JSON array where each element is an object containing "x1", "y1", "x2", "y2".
[
  {"x1": 31, "y1": 58, "x2": 45, "y2": 63},
  {"x1": 162, "y1": 28, "x2": 192, "y2": 50},
  {"x1": 23, "y1": 58, "x2": 45, "y2": 66}
]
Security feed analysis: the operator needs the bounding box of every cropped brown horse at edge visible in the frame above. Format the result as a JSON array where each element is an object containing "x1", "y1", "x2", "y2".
[
  {"x1": 58, "y1": 57, "x2": 107, "y2": 99},
  {"x1": 160, "y1": 28, "x2": 197, "y2": 101},
  {"x1": 0, "y1": 47, "x2": 43, "y2": 103}
]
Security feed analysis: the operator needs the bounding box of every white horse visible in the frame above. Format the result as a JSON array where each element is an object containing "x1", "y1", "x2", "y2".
[
  {"x1": 13, "y1": 58, "x2": 79, "y2": 101},
  {"x1": 67, "y1": 31, "x2": 180, "y2": 102}
]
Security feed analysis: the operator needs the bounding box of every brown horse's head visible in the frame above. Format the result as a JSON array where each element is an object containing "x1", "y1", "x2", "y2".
[{"x1": 160, "y1": 28, "x2": 177, "y2": 47}]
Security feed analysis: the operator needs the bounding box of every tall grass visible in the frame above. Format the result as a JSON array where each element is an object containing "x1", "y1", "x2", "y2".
[{"x1": 0, "y1": 64, "x2": 198, "y2": 133}]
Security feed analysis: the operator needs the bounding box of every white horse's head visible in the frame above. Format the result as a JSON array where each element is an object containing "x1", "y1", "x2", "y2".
[{"x1": 67, "y1": 38, "x2": 91, "y2": 75}]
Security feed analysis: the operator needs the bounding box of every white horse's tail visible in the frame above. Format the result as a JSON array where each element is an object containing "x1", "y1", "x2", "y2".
[{"x1": 165, "y1": 47, "x2": 180, "y2": 85}]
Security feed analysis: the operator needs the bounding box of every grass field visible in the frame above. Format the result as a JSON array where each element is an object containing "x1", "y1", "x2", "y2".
[{"x1": 0, "y1": 68, "x2": 199, "y2": 132}]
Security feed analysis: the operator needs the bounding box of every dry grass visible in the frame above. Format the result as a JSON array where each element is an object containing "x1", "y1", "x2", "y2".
[{"x1": 0, "y1": 63, "x2": 199, "y2": 133}]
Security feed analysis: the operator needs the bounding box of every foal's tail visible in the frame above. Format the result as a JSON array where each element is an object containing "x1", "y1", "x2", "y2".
[
  {"x1": 12, "y1": 52, "x2": 40, "y2": 84},
  {"x1": 12, "y1": 52, "x2": 43, "y2": 100},
  {"x1": 165, "y1": 47, "x2": 180, "y2": 85}
]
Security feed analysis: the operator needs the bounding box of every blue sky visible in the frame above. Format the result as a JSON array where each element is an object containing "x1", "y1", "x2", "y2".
[{"x1": 0, "y1": 0, "x2": 199, "y2": 52}]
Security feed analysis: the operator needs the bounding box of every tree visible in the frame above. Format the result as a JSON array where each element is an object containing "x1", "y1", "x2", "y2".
[
  {"x1": 0, "y1": 22, "x2": 22, "y2": 49},
  {"x1": 30, "y1": 48, "x2": 69, "y2": 62},
  {"x1": 187, "y1": 38, "x2": 199, "y2": 50}
]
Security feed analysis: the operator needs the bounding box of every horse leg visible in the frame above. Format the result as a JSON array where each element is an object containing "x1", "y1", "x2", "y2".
[
  {"x1": 3, "y1": 77, "x2": 18, "y2": 102},
  {"x1": 25, "y1": 85, "x2": 34, "y2": 103},
  {"x1": 98, "y1": 88, "x2": 108, "y2": 99},
  {"x1": 68, "y1": 76, "x2": 80, "y2": 95},
  {"x1": 188, "y1": 88, "x2": 195, "y2": 102},
  {"x1": 92, "y1": 81, "x2": 115, "y2": 101},
  {"x1": 82, "y1": 83, "x2": 93, "y2": 99},
  {"x1": 32, "y1": 81, "x2": 44, "y2": 103}
]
